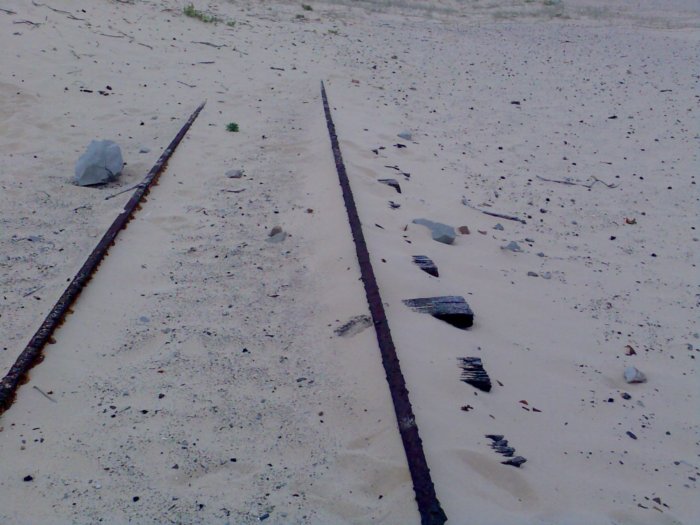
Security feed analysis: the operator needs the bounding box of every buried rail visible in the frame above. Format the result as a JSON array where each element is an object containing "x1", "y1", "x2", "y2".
[
  {"x1": 0, "y1": 101, "x2": 206, "y2": 415},
  {"x1": 320, "y1": 82, "x2": 447, "y2": 525}
]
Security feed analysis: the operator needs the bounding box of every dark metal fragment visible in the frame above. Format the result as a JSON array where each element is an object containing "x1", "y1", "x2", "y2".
[
  {"x1": 403, "y1": 296, "x2": 474, "y2": 329},
  {"x1": 412, "y1": 255, "x2": 439, "y2": 277}
]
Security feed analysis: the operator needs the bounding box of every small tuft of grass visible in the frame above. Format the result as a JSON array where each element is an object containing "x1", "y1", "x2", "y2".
[
  {"x1": 301, "y1": 4, "x2": 313, "y2": 11},
  {"x1": 226, "y1": 20, "x2": 236, "y2": 28},
  {"x1": 183, "y1": 3, "x2": 222, "y2": 24},
  {"x1": 226, "y1": 122, "x2": 240, "y2": 133}
]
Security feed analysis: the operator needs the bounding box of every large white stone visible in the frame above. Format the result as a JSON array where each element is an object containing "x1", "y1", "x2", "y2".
[{"x1": 74, "y1": 140, "x2": 124, "y2": 186}]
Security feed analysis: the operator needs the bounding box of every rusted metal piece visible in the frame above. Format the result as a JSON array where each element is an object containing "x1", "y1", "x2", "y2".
[
  {"x1": 321, "y1": 82, "x2": 447, "y2": 525},
  {"x1": 0, "y1": 101, "x2": 206, "y2": 415}
]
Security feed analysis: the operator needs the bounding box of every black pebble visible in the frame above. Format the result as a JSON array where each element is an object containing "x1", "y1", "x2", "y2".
[{"x1": 23, "y1": 475, "x2": 33, "y2": 482}]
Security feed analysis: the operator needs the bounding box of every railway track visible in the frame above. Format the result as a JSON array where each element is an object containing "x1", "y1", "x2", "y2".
[
  {"x1": 0, "y1": 88, "x2": 446, "y2": 524},
  {"x1": 0, "y1": 102, "x2": 206, "y2": 413}
]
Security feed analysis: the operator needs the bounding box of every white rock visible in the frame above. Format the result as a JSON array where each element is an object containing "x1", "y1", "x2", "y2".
[
  {"x1": 624, "y1": 366, "x2": 647, "y2": 384},
  {"x1": 74, "y1": 140, "x2": 123, "y2": 186}
]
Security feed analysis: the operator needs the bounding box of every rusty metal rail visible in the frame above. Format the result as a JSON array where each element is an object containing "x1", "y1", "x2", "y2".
[
  {"x1": 0, "y1": 101, "x2": 206, "y2": 415},
  {"x1": 321, "y1": 82, "x2": 447, "y2": 525}
]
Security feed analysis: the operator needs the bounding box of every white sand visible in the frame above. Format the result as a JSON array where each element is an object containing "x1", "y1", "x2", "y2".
[{"x1": 1, "y1": 0, "x2": 698, "y2": 523}]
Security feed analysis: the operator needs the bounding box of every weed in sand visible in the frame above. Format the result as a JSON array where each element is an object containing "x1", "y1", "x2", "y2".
[
  {"x1": 183, "y1": 3, "x2": 222, "y2": 24},
  {"x1": 226, "y1": 122, "x2": 240, "y2": 133}
]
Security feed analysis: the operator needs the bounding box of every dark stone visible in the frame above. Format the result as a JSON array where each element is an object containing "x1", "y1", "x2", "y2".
[
  {"x1": 334, "y1": 315, "x2": 372, "y2": 337},
  {"x1": 412, "y1": 255, "x2": 439, "y2": 277},
  {"x1": 458, "y1": 357, "x2": 491, "y2": 392},
  {"x1": 23, "y1": 475, "x2": 33, "y2": 482},
  {"x1": 485, "y1": 434, "x2": 504, "y2": 442},
  {"x1": 403, "y1": 296, "x2": 474, "y2": 329},
  {"x1": 502, "y1": 456, "x2": 527, "y2": 467},
  {"x1": 378, "y1": 178, "x2": 401, "y2": 193},
  {"x1": 626, "y1": 431, "x2": 638, "y2": 440}
]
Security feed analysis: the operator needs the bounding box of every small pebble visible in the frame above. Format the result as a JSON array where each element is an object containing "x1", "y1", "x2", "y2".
[{"x1": 226, "y1": 169, "x2": 244, "y2": 179}]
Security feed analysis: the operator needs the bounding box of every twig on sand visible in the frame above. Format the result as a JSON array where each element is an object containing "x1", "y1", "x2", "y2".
[
  {"x1": 23, "y1": 285, "x2": 45, "y2": 297},
  {"x1": 461, "y1": 197, "x2": 527, "y2": 224},
  {"x1": 105, "y1": 182, "x2": 145, "y2": 200},
  {"x1": 31, "y1": 1, "x2": 85, "y2": 20},
  {"x1": 0, "y1": 7, "x2": 17, "y2": 14},
  {"x1": 177, "y1": 80, "x2": 196, "y2": 88},
  {"x1": 14, "y1": 19, "x2": 42, "y2": 26},
  {"x1": 536, "y1": 175, "x2": 617, "y2": 189},
  {"x1": 191, "y1": 40, "x2": 226, "y2": 48},
  {"x1": 32, "y1": 385, "x2": 57, "y2": 403}
]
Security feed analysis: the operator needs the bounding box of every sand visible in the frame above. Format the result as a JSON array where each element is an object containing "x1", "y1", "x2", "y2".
[{"x1": 0, "y1": 0, "x2": 698, "y2": 523}]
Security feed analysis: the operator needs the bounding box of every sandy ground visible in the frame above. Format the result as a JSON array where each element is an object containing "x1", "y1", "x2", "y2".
[{"x1": 0, "y1": 0, "x2": 698, "y2": 523}]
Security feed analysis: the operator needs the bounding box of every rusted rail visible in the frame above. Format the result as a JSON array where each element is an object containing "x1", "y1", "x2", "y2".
[
  {"x1": 0, "y1": 101, "x2": 206, "y2": 415},
  {"x1": 321, "y1": 82, "x2": 447, "y2": 525}
]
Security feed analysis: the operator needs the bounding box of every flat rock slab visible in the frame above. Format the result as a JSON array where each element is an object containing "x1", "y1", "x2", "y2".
[
  {"x1": 458, "y1": 357, "x2": 491, "y2": 392},
  {"x1": 412, "y1": 218, "x2": 456, "y2": 245},
  {"x1": 412, "y1": 255, "x2": 439, "y2": 277},
  {"x1": 378, "y1": 178, "x2": 401, "y2": 193},
  {"x1": 403, "y1": 296, "x2": 473, "y2": 329}
]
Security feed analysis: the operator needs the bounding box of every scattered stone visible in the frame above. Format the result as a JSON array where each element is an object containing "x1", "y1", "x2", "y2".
[
  {"x1": 626, "y1": 431, "x2": 638, "y2": 440},
  {"x1": 403, "y1": 296, "x2": 474, "y2": 329},
  {"x1": 541, "y1": 272, "x2": 552, "y2": 280},
  {"x1": 501, "y1": 241, "x2": 523, "y2": 253},
  {"x1": 389, "y1": 201, "x2": 400, "y2": 209},
  {"x1": 23, "y1": 475, "x2": 33, "y2": 482},
  {"x1": 624, "y1": 366, "x2": 647, "y2": 384},
  {"x1": 621, "y1": 392, "x2": 632, "y2": 400},
  {"x1": 485, "y1": 434, "x2": 504, "y2": 442},
  {"x1": 334, "y1": 315, "x2": 372, "y2": 337},
  {"x1": 502, "y1": 456, "x2": 527, "y2": 468},
  {"x1": 491, "y1": 439, "x2": 515, "y2": 457},
  {"x1": 226, "y1": 169, "x2": 244, "y2": 179},
  {"x1": 412, "y1": 218, "x2": 456, "y2": 245},
  {"x1": 397, "y1": 131, "x2": 412, "y2": 140},
  {"x1": 378, "y1": 178, "x2": 401, "y2": 193},
  {"x1": 494, "y1": 223, "x2": 504, "y2": 231},
  {"x1": 458, "y1": 225, "x2": 470, "y2": 235},
  {"x1": 527, "y1": 271, "x2": 539, "y2": 277},
  {"x1": 458, "y1": 357, "x2": 492, "y2": 392},
  {"x1": 267, "y1": 226, "x2": 287, "y2": 243},
  {"x1": 139, "y1": 146, "x2": 150, "y2": 154},
  {"x1": 624, "y1": 345, "x2": 637, "y2": 356},
  {"x1": 74, "y1": 140, "x2": 124, "y2": 186},
  {"x1": 537, "y1": 252, "x2": 546, "y2": 257},
  {"x1": 412, "y1": 255, "x2": 439, "y2": 277}
]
